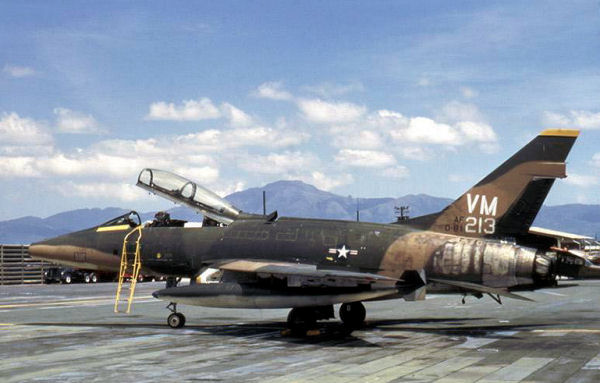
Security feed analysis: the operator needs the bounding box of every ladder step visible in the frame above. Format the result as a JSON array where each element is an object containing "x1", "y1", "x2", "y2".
[{"x1": 114, "y1": 225, "x2": 143, "y2": 314}]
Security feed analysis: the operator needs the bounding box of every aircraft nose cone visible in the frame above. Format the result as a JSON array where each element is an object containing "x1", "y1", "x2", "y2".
[
  {"x1": 27, "y1": 226, "x2": 125, "y2": 272},
  {"x1": 28, "y1": 232, "x2": 83, "y2": 264},
  {"x1": 29, "y1": 241, "x2": 65, "y2": 263}
]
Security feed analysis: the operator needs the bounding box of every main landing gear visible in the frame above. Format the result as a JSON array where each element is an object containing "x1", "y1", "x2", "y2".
[
  {"x1": 166, "y1": 302, "x2": 186, "y2": 329},
  {"x1": 339, "y1": 302, "x2": 366, "y2": 328},
  {"x1": 286, "y1": 302, "x2": 366, "y2": 334}
]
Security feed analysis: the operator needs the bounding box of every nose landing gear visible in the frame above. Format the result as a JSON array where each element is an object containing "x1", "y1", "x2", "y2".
[{"x1": 166, "y1": 302, "x2": 186, "y2": 329}]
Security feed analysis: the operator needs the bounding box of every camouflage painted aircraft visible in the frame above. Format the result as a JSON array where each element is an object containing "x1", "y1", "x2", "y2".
[{"x1": 29, "y1": 129, "x2": 600, "y2": 330}]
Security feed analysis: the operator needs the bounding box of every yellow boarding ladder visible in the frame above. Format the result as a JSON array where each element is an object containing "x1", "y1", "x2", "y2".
[{"x1": 114, "y1": 226, "x2": 143, "y2": 314}]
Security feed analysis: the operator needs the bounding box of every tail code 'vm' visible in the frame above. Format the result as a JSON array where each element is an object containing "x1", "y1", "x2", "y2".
[{"x1": 408, "y1": 129, "x2": 580, "y2": 238}]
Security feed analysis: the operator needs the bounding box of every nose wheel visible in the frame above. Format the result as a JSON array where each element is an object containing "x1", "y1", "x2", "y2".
[{"x1": 166, "y1": 302, "x2": 186, "y2": 329}]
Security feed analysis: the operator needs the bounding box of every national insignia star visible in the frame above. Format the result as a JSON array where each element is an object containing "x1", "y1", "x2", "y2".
[{"x1": 337, "y1": 245, "x2": 349, "y2": 259}]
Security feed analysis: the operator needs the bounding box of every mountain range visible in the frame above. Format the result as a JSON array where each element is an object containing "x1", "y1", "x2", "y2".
[{"x1": 1, "y1": 180, "x2": 598, "y2": 244}]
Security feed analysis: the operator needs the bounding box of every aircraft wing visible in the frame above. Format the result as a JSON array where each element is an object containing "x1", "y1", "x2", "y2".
[
  {"x1": 214, "y1": 259, "x2": 399, "y2": 284},
  {"x1": 429, "y1": 278, "x2": 534, "y2": 302},
  {"x1": 154, "y1": 260, "x2": 400, "y2": 309}
]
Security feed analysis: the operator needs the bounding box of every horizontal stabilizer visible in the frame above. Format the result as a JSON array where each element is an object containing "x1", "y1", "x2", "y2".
[
  {"x1": 429, "y1": 278, "x2": 534, "y2": 302},
  {"x1": 551, "y1": 247, "x2": 600, "y2": 279}
]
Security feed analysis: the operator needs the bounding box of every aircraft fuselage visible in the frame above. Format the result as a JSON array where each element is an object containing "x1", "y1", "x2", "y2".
[{"x1": 31, "y1": 216, "x2": 553, "y2": 293}]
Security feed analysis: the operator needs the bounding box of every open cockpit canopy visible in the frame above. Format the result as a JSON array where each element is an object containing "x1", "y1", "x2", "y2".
[
  {"x1": 137, "y1": 168, "x2": 245, "y2": 224},
  {"x1": 99, "y1": 211, "x2": 141, "y2": 228}
]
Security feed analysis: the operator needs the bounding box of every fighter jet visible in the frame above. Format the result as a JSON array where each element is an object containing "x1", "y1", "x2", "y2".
[{"x1": 29, "y1": 129, "x2": 600, "y2": 330}]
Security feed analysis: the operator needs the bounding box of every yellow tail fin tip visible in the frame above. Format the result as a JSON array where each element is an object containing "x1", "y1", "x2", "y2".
[{"x1": 540, "y1": 129, "x2": 580, "y2": 137}]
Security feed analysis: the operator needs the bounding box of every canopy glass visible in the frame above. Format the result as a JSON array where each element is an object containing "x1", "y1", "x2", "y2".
[{"x1": 137, "y1": 168, "x2": 241, "y2": 224}]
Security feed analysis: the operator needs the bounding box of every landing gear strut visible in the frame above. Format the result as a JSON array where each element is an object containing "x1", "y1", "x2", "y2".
[
  {"x1": 339, "y1": 302, "x2": 366, "y2": 329},
  {"x1": 166, "y1": 276, "x2": 180, "y2": 288},
  {"x1": 166, "y1": 302, "x2": 186, "y2": 329}
]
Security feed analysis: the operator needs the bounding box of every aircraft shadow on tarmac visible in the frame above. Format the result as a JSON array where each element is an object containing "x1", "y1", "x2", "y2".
[
  {"x1": 365, "y1": 319, "x2": 553, "y2": 339},
  {"x1": 23, "y1": 316, "x2": 556, "y2": 346}
]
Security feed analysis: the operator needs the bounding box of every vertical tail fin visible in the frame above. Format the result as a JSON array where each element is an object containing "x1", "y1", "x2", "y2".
[{"x1": 409, "y1": 129, "x2": 580, "y2": 238}]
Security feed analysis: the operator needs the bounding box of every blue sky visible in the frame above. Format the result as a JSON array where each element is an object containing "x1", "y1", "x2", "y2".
[{"x1": 1, "y1": 1, "x2": 599, "y2": 220}]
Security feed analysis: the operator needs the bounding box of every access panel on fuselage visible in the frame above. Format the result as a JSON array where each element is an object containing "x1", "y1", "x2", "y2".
[{"x1": 141, "y1": 227, "x2": 191, "y2": 275}]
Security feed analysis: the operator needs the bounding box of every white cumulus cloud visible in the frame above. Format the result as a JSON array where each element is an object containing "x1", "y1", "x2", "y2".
[
  {"x1": 223, "y1": 126, "x2": 309, "y2": 148},
  {"x1": 380, "y1": 165, "x2": 409, "y2": 179},
  {"x1": 460, "y1": 87, "x2": 478, "y2": 99},
  {"x1": 220, "y1": 103, "x2": 253, "y2": 127},
  {"x1": 253, "y1": 81, "x2": 293, "y2": 101},
  {"x1": 456, "y1": 121, "x2": 497, "y2": 143},
  {"x1": 297, "y1": 98, "x2": 366, "y2": 124},
  {"x1": 381, "y1": 102, "x2": 497, "y2": 151},
  {"x1": 441, "y1": 101, "x2": 485, "y2": 123},
  {"x1": 399, "y1": 146, "x2": 431, "y2": 161},
  {"x1": 0, "y1": 156, "x2": 41, "y2": 177},
  {"x1": 0, "y1": 130, "x2": 221, "y2": 184},
  {"x1": 335, "y1": 149, "x2": 396, "y2": 168},
  {"x1": 565, "y1": 173, "x2": 599, "y2": 188},
  {"x1": 0, "y1": 113, "x2": 53, "y2": 156},
  {"x1": 368, "y1": 110, "x2": 409, "y2": 130},
  {"x1": 302, "y1": 81, "x2": 364, "y2": 98},
  {"x1": 330, "y1": 128, "x2": 383, "y2": 150},
  {"x1": 592, "y1": 153, "x2": 600, "y2": 168},
  {"x1": 296, "y1": 171, "x2": 354, "y2": 191},
  {"x1": 542, "y1": 110, "x2": 600, "y2": 130},
  {"x1": 54, "y1": 108, "x2": 103, "y2": 134},
  {"x1": 401, "y1": 117, "x2": 461, "y2": 145},
  {"x1": 0, "y1": 113, "x2": 52, "y2": 145},
  {"x1": 146, "y1": 98, "x2": 221, "y2": 121},
  {"x1": 238, "y1": 151, "x2": 318, "y2": 175},
  {"x1": 53, "y1": 182, "x2": 145, "y2": 202},
  {"x1": 3, "y1": 64, "x2": 36, "y2": 78}
]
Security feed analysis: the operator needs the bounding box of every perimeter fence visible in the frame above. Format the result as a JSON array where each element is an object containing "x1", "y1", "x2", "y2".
[{"x1": 0, "y1": 244, "x2": 52, "y2": 285}]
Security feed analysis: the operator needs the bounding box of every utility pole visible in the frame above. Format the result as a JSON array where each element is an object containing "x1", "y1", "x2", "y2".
[
  {"x1": 262, "y1": 190, "x2": 266, "y2": 216},
  {"x1": 394, "y1": 205, "x2": 410, "y2": 223},
  {"x1": 356, "y1": 198, "x2": 360, "y2": 222}
]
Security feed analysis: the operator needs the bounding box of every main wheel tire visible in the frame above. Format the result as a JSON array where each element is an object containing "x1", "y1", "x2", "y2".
[
  {"x1": 84, "y1": 274, "x2": 91, "y2": 283},
  {"x1": 90, "y1": 273, "x2": 98, "y2": 283},
  {"x1": 63, "y1": 274, "x2": 72, "y2": 284},
  {"x1": 339, "y1": 302, "x2": 366, "y2": 329},
  {"x1": 287, "y1": 308, "x2": 317, "y2": 333},
  {"x1": 167, "y1": 313, "x2": 186, "y2": 329}
]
